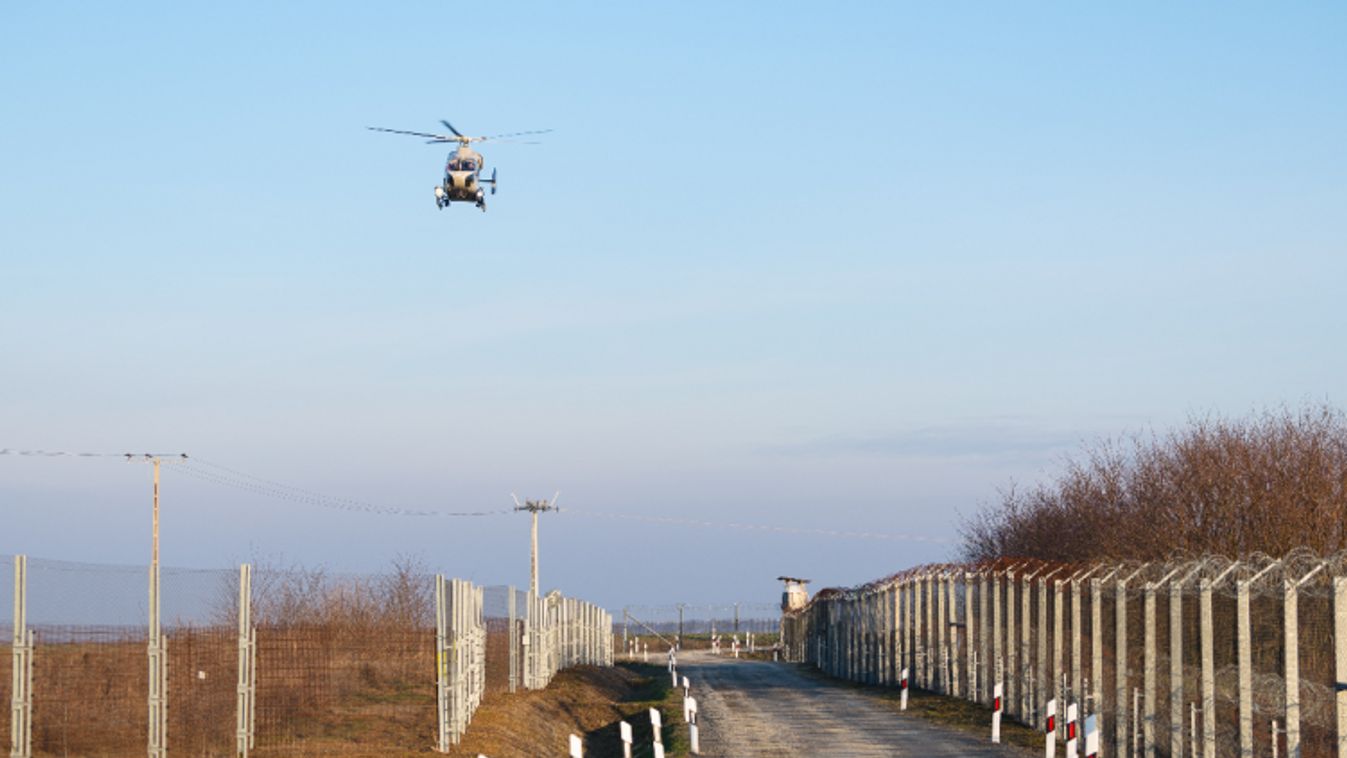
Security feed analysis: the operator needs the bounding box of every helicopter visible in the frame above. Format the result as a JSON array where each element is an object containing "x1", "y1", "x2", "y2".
[{"x1": 367, "y1": 120, "x2": 550, "y2": 212}]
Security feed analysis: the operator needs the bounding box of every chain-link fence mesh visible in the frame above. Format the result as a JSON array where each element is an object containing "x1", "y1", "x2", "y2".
[
  {"x1": 783, "y1": 551, "x2": 1347, "y2": 758},
  {"x1": 2, "y1": 556, "x2": 613, "y2": 756}
]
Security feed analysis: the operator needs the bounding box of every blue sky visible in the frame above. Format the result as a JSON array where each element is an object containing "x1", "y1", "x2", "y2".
[{"x1": 2, "y1": 2, "x2": 1344, "y2": 612}]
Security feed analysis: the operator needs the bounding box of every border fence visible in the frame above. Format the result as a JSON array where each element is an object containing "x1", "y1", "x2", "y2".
[
  {"x1": 781, "y1": 548, "x2": 1347, "y2": 758},
  {"x1": 3, "y1": 555, "x2": 613, "y2": 757}
]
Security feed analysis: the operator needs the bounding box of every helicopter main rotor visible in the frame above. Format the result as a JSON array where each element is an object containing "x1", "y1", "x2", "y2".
[{"x1": 367, "y1": 119, "x2": 551, "y2": 145}]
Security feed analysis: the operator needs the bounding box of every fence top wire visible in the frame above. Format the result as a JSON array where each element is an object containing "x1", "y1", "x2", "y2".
[{"x1": 786, "y1": 548, "x2": 1347, "y2": 615}]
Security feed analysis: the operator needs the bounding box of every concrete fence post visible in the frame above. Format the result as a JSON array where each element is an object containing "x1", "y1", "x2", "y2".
[
  {"x1": 1193, "y1": 576, "x2": 1215, "y2": 758},
  {"x1": 1008, "y1": 569, "x2": 1019, "y2": 719},
  {"x1": 1117, "y1": 568, "x2": 1144, "y2": 758},
  {"x1": 1236, "y1": 579, "x2": 1252, "y2": 758},
  {"x1": 1071, "y1": 573, "x2": 1084, "y2": 721},
  {"x1": 982, "y1": 571, "x2": 993, "y2": 706},
  {"x1": 1022, "y1": 570, "x2": 1036, "y2": 719},
  {"x1": 948, "y1": 574, "x2": 960, "y2": 697},
  {"x1": 1143, "y1": 581, "x2": 1157, "y2": 758},
  {"x1": 937, "y1": 573, "x2": 948, "y2": 694},
  {"x1": 1091, "y1": 574, "x2": 1107, "y2": 758},
  {"x1": 1169, "y1": 573, "x2": 1189, "y2": 758},
  {"x1": 1285, "y1": 576, "x2": 1303, "y2": 758},
  {"x1": 1039, "y1": 573, "x2": 1053, "y2": 730},
  {"x1": 1334, "y1": 576, "x2": 1347, "y2": 758},
  {"x1": 927, "y1": 572, "x2": 938, "y2": 690},
  {"x1": 966, "y1": 572, "x2": 977, "y2": 702},
  {"x1": 1054, "y1": 578, "x2": 1065, "y2": 738},
  {"x1": 993, "y1": 570, "x2": 1004, "y2": 709},
  {"x1": 915, "y1": 575, "x2": 926, "y2": 688}
]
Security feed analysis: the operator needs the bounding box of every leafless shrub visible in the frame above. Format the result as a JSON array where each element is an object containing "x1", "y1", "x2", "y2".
[{"x1": 961, "y1": 404, "x2": 1347, "y2": 562}]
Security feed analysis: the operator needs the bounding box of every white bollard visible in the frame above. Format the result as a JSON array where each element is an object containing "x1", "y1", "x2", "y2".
[
  {"x1": 643, "y1": 642, "x2": 648, "y2": 662},
  {"x1": 1084, "y1": 714, "x2": 1099, "y2": 758},
  {"x1": 682, "y1": 675, "x2": 690, "y2": 699},
  {"x1": 619, "y1": 720, "x2": 633, "y2": 758},
  {"x1": 1064, "y1": 702, "x2": 1078, "y2": 757},
  {"x1": 671, "y1": 668, "x2": 678, "y2": 688},
  {"x1": 992, "y1": 682, "x2": 1004, "y2": 743},
  {"x1": 650, "y1": 706, "x2": 662, "y2": 744},
  {"x1": 569, "y1": 733, "x2": 583, "y2": 757},
  {"x1": 1044, "y1": 697, "x2": 1057, "y2": 758},
  {"x1": 688, "y1": 698, "x2": 700, "y2": 755},
  {"x1": 900, "y1": 667, "x2": 910, "y2": 711}
]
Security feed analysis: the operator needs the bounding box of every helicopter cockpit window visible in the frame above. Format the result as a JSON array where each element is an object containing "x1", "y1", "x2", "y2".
[{"x1": 448, "y1": 158, "x2": 477, "y2": 172}]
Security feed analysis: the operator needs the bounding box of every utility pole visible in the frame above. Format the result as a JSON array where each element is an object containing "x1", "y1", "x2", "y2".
[
  {"x1": 678, "y1": 603, "x2": 686, "y2": 648},
  {"x1": 513, "y1": 492, "x2": 558, "y2": 597},
  {"x1": 128, "y1": 453, "x2": 187, "y2": 758}
]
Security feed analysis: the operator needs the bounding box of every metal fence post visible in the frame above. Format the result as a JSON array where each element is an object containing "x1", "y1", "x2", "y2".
[
  {"x1": 236, "y1": 563, "x2": 255, "y2": 758},
  {"x1": 10, "y1": 554, "x2": 32, "y2": 758}
]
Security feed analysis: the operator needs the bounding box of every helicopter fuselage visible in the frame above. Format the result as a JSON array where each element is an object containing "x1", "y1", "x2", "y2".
[{"x1": 433, "y1": 146, "x2": 489, "y2": 209}]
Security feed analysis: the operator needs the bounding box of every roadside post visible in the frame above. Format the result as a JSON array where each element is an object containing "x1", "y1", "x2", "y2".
[
  {"x1": 688, "y1": 697, "x2": 700, "y2": 754},
  {"x1": 1084, "y1": 714, "x2": 1099, "y2": 758},
  {"x1": 1045, "y1": 697, "x2": 1058, "y2": 758},
  {"x1": 992, "y1": 682, "x2": 1004, "y2": 743},
  {"x1": 1064, "y1": 702, "x2": 1078, "y2": 757}
]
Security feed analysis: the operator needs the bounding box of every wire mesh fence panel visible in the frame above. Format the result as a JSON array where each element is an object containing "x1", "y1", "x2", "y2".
[
  {"x1": 25, "y1": 558, "x2": 150, "y2": 757},
  {"x1": 1298, "y1": 582, "x2": 1336, "y2": 758},
  {"x1": 482, "y1": 586, "x2": 515, "y2": 696},
  {"x1": 162, "y1": 566, "x2": 237, "y2": 757},
  {"x1": 1, "y1": 554, "x2": 12, "y2": 742},
  {"x1": 782, "y1": 554, "x2": 1347, "y2": 758},
  {"x1": 251, "y1": 566, "x2": 437, "y2": 756}
]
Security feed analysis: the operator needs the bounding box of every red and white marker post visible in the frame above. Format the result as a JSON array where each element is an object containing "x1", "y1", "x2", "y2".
[
  {"x1": 1064, "y1": 702, "x2": 1078, "y2": 757},
  {"x1": 1083, "y1": 714, "x2": 1099, "y2": 758},
  {"x1": 900, "y1": 667, "x2": 910, "y2": 711},
  {"x1": 1044, "y1": 697, "x2": 1058, "y2": 758},
  {"x1": 992, "y1": 682, "x2": 1004, "y2": 743},
  {"x1": 619, "y1": 720, "x2": 633, "y2": 758},
  {"x1": 687, "y1": 697, "x2": 700, "y2": 755},
  {"x1": 650, "y1": 706, "x2": 664, "y2": 758}
]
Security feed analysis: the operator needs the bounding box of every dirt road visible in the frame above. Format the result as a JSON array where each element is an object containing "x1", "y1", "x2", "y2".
[{"x1": 678, "y1": 651, "x2": 1031, "y2": 757}]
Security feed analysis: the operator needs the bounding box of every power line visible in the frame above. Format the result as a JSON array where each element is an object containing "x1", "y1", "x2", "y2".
[
  {"x1": 4, "y1": 449, "x2": 953, "y2": 543},
  {"x1": 559, "y1": 508, "x2": 954, "y2": 545},
  {"x1": 180, "y1": 459, "x2": 512, "y2": 517}
]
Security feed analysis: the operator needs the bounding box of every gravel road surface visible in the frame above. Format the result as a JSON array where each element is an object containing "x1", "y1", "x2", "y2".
[{"x1": 678, "y1": 651, "x2": 1031, "y2": 757}]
